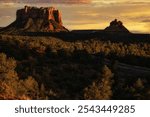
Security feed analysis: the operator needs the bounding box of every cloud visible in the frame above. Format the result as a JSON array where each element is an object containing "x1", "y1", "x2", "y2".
[
  {"x1": 92, "y1": 0, "x2": 150, "y2": 3},
  {"x1": 142, "y1": 19, "x2": 150, "y2": 22},
  {"x1": 0, "y1": 0, "x2": 91, "y2": 4},
  {"x1": 0, "y1": 16, "x2": 11, "y2": 18},
  {"x1": 1, "y1": 0, "x2": 150, "y2": 4}
]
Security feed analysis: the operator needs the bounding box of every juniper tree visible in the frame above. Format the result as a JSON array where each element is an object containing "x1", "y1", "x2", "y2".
[{"x1": 84, "y1": 65, "x2": 113, "y2": 100}]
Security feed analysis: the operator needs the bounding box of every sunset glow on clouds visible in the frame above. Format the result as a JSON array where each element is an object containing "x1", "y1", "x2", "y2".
[
  {"x1": 0, "y1": 0, "x2": 91, "y2": 4},
  {"x1": 0, "y1": 0, "x2": 150, "y2": 33}
]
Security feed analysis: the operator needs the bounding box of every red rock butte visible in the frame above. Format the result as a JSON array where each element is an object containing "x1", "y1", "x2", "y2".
[
  {"x1": 17, "y1": 6, "x2": 63, "y2": 25},
  {"x1": 105, "y1": 19, "x2": 130, "y2": 33},
  {"x1": 1, "y1": 6, "x2": 68, "y2": 33}
]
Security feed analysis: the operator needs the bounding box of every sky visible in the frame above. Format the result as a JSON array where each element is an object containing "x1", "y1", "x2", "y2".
[{"x1": 0, "y1": 0, "x2": 150, "y2": 33}]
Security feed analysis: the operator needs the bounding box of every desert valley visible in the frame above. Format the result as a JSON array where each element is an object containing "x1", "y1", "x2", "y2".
[{"x1": 0, "y1": 5, "x2": 150, "y2": 100}]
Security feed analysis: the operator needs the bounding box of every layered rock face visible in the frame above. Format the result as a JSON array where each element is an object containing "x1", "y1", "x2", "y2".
[
  {"x1": 105, "y1": 19, "x2": 130, "y2": 33},
  {"x1": 17, "y1": 6, "x2": 62, "y2": 25},
  {"x1": 2, "y1": 6, "x2": 68, "y2": 33}
]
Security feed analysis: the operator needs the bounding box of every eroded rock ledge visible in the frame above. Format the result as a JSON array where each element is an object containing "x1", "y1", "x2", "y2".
[{"x1": 1, "y1": 6, "x2": 68, "y2": 33}]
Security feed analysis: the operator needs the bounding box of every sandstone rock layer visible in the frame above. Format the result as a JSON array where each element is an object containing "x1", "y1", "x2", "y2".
[{"x1": 1, "y1": 6, "x2": 68, "y2": 33}]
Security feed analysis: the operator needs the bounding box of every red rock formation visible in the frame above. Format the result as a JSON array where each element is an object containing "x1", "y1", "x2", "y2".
[
  {"x1": 105, "y1": 19, "x2": 130, "y2": 33},
  {"x1": 4, "y1": 6, "x2": 68, "y2": 33},
  {"x1": 17, "y1": 6, "x2": 62, "y2": 25}
]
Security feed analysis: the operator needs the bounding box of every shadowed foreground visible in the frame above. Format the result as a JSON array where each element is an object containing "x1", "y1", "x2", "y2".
[{"x1": 0, "y1": 34, "x2": 150, "y2": 100}]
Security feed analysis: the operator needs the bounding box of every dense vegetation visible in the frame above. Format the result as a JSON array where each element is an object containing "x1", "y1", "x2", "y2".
[{"x1": 0, "y1": 34, "x2": 150, "y2": 99}]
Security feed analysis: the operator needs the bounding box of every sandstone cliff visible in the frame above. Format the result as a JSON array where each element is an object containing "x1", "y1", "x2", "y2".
[
  {"x1": 105, "y1": 19, "x2": 130, "y2": 33},
  {"x1": 0, "y1": 6, "x2": 68, "y2": 33}
]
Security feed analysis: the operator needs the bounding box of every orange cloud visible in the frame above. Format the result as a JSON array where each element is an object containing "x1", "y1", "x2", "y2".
[{"x1": 0, "y1": 0, "x2": 91, "y2": 4}]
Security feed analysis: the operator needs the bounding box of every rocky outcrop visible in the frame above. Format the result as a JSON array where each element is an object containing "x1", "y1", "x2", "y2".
[
  {"x1": 1, "y1": 6, "x2": 68, "y2": 33},
  {"x1": 17, "y1": 6, "x2": 63, "y2": 25},
  {"x1": 105, "y1": 19, "x2": 130, "y2": 33}
]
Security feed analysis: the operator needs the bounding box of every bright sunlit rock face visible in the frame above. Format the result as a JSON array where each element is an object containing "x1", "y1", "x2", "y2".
[{"x1": 0, "y1": 0, "x2": 150, "y2": 33}]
